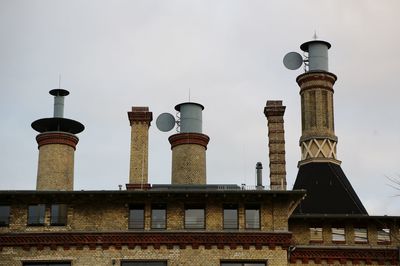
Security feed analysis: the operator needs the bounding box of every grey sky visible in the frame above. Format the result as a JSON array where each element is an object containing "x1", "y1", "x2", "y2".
[{"x1": 1, "y1": 0, "x2": 399, "y2": 215}]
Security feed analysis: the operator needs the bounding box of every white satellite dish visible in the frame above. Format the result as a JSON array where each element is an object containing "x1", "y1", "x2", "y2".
[
  {"x1": 283, "y1": 52, "x2": 303, "y2": 70},
  {"x1": 156, "y1": 113, "x2": 176, "y2": 132}
]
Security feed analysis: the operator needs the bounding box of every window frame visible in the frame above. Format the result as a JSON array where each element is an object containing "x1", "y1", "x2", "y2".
[
  {"x1": 354, "y1": 227, "x2": 368, "y2": 244},
  {"x1": 377, "y1": 228, "x2": 391, "y2": 244},
  {"x1": 50, "y1": 204, "x2": 68, "y2": 226},
  {"x1": 331, "y1": 227, "x2": 345, "y2": 243},
  {"x1": 27, "y1": 204, "x2": 46, "y2": 226},
  {"x1": 151, "y1": 204, "x2": 166, "y2": 230},
  {"x1": 0, "y1": 205, "x2": 11, "y2": 226},
  {"x1": 184, "y1": 204, "x2": 205, "y2": 229},
  {"x1": 244, "y1": 204, "x2": 260, "y2": 230},
  {"x1": 309, "y1": 227, "x2": 323, "y2": 243},
  {"x1": 128, "y1": 204, "x2": 145, "y2": 230},
  {"x1": 223, "y1": 204, "x2": 238, "y2": 230}
]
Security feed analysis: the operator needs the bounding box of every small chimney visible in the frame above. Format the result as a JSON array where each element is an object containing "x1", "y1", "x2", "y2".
[
  {"x1": 264, "y1": 100, "x2": 287, "y2": 190},
  {"x1": 31, "y1": 89, "x2": 84, "y2": 191},
  {"x1": 127, "y1": 107, "x2": 152, "y2": 189},
  {"x1": 169, "y1": 102, "x2": 209, "y2": 185},
  {"x1": 256, "y1": 162, "x2": 263, "y2": 188}
]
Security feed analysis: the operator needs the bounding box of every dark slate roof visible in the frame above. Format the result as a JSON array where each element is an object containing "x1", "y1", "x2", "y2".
[{"x1": 293, "y1": 162, "x2": 368, "y2": 215}]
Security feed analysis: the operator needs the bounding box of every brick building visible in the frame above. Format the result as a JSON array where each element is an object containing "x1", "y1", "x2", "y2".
[{"x1": 0, "y1": 39, "x2": 399, "y2": 265}]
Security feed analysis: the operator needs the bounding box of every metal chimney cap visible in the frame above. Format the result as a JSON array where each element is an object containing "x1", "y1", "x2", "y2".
[
  {"x1": 256, "y1": 162, "x2": 263, "y2": 169},
  {"x1": 300, "y1": 40, "x2": 331, "y2": 52},
  {"x1": 31, "y1": 117, "x2": 85, "y2": 134},
  {"x1": 174, "y1": 102, "x2": 204, "y2": 112},
  {"x1": 49, "y1": 89, "x2": 69, "y2": 97}
]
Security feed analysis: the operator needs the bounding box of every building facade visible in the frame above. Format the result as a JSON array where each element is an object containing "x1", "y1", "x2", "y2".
[{"x1": 0, "y1": 39, "x2": 399, "y2": 265}]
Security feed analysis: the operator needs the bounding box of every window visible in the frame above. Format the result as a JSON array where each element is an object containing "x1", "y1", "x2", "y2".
[
  {"x1": 121, "y1": 262, "x2": 167, "y2": 266},
  {"x1": 151, "y1": 204, "x2": 166, "y2": 229},
  {"x1": 50, "y1": 204, "x2": 67, "y2": 225},
  {"x1": 310, "y1": 227, "x2": 323, "y2": 242},
  {"x1": 223, "y1": 204, "x2": 238, "y2": 229},
  {"x1": 221, "y1": 262, "x2": 266, "y2": 266},
  {"x1": 185, "y1": 205, "x2": 205, "y2": 229},
  {"x1": 28, "y1": 204, "x2": 46, "y2": 225},
  {"x1": 377, "y1": 228, "x2": 391, "y2": 244},
  {"x1": 245, "y1": 205, "x2": 260, "y2": 229},
  {"x1": 129, "y1": 205, "x2": 145, "y2": 229},
  {"x1": 331, "y1": 227, "x2": 345, "y2": 242},
  {"x1": 0, "y1": 205, "x2": 10, "y2": 226},
  {"x1": 23, "y1": 262, "x2": 71, "y2": 266},
  {"x1": 354, "y1": 228, "x2": 368, "y2": 243}
]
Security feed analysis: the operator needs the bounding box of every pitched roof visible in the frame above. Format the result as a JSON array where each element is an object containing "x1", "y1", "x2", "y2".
[{"x1": 293, "y1": 162, "x2": 368, "y2": 215}]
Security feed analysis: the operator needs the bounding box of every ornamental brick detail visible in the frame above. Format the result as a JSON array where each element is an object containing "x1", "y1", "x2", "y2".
[
  {"x1": 168, "y1": 133, "x2": 210, "y2": 149},
  {"x1": 127, "y1": 106, "x2": 153, "y2": 125},
  {"x1": 0, "y1": 232, "x2": 292, "y2": 251},
  {"x1": 290, "y1": 247, "x2": 399, "y2": 265},
  {"x1": 36, "y1": 132, "x2": 79, "y2": 150}
]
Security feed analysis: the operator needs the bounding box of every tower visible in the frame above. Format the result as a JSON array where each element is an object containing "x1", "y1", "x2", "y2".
[
  {"x1": 284, "y1": 39, "x2": 367, "y2": 214},
  {"x1": 31, "y1": 89, "x2": 84, "y2": 191}
]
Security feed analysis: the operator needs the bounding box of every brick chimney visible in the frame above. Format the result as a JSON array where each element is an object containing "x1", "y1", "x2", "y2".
[
  {"x1": 32, "y1": 89, "x2": 84, "y2": 191},
  {"x1": 127, "y1": 107, "x2": 153, "y2": 189},
  {"x1": 168, "y1": 102, "x2": 209, "y2": 184},
  {"x1": 264, "y1": 100, "x2": 287, "y2": 190}
]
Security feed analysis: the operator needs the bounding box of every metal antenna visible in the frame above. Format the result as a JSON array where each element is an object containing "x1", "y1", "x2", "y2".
[
  {"x1": 313, "y1": 30, "x2": 318, "y2": 40},
  {"x1": 58, "y1": 74, "x2": 61, "y2": 89},
  {"x1": 189, "y1": 88, "x2": 191, "y2": 102}
]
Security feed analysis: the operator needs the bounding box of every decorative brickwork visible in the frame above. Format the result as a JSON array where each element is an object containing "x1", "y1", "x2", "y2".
[
  {"x1": 36, "y1": 132, "x2": 78, "y2": 191},
  {"x1": 36, "y1": 132, "x2": 79, "y2": 150},
  {"x1": 0, "y1": 245, "x2": 288, "y2": 266},
  {"x1": 0, "y1": 231, "x2": 292, "y2": 251},
  {"x1": 169, "y1": 133, "x2": 210, "y2": 185},
  {"x1": 289, "y1": 247, "x2": 399, "y2": 265},
  {"x1": 264, "y1": 101, "x2": 287, "y2": 190},
  {"x1": 168, "y1": 133, "x2": 210, "y2": 149},
  {"x1": 128, "y1": 107, "x2": 153, "y2": 185},
  {"x1": 296, "y1": 72, "x2": 340, "y2": 166}
]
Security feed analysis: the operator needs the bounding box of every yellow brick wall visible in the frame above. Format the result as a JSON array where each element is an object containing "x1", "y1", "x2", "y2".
[
  {"x1": 37, "y1": 143, "x2": 75, "y2": 191},
  {"x1": 2, "y1": 194, "x2": 290, "y2": 233},
  {"x1": 171, "y1": 144, "x2": 206, "y2": 185}
]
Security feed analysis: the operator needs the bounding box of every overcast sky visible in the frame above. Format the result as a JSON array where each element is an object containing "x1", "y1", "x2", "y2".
[{"x1": 1, "y1": 0, "x2": 399, "y2": 215}]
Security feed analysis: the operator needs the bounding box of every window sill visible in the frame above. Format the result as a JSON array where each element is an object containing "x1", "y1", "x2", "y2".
[
  {"x1": 377, "y1": 241, "x2": 391, "y2": 245},
  {"x1": 332, "y1": 240, "x2": 346, "y2": 244},
  {"x1": 309, "y1": 240, "x2": 324, "y2": 244},
  {"x1": 27, "y1": 223, "x2": 45, "y2": 226},
  {"x1": 354, "y1": 241, "x2": 369, "y2": 244}
]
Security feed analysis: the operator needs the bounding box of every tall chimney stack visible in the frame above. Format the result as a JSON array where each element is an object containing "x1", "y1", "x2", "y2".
[
  {"x1": 264, "y1": 100, "x2": 287, "y2": 190},
  {"x1": 168, "y1": 102, "x2": 209, "y2": 184},
  {"x1": 289, "y1": 38, "x2": 367, "y2": 214},
  {"x1": 296, "y1": 40, "x2": 340, "y2": 166},
  {"x1": 31, "y1": 89, "x2": 84, "y2": 191},
  {"x1": 127, "y1": 107, "x2": 153, "y2": 189}
]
